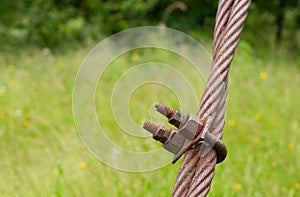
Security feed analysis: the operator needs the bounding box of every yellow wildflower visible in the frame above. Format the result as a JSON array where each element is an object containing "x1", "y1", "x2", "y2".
[
  {"x1": 259, "y1": 72, "x2": 267, "y2": 79},
  {"x1": 228, "y1": 119, "x2": 236, "y2": 127},
  {"x1": 7, "y1": 64, "x2": 15, "y2": 72},
  {"x1": 57, "y1": 58, "x2": 64, "y2": 68},
  {"x1": 252, "y1": 136, "x2": 261, "y2": 144},
  {"x1": 80, "y1": 162, "x2": 88, "y2": 169},
  {"x1": 131, "y1": 52, "x2": 139, "y2": 61},
  {"x1": 24, "y1": 119, "x2": 31, "y2": 127},
  {"x1": 233, "y1": 183, "x2": 242, "y2": 190},
  {"x1": 288, "y1": 143, "x2": 295, "y2": 151},
  {"x1": 255, "y1": 113, "x2": 263, "y2": 121}
]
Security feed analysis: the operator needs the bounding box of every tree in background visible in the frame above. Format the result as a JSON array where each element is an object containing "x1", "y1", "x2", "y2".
[
  {"x1": 0, "y1": 0, "x2": 299, "y2": 51},
  {"x1": 253, "y1": 0, "x2": 300, "y2": 44}
]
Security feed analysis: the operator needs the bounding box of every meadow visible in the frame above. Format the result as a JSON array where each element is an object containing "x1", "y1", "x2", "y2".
[{"x1": 0, "y1": 41, "x2": 300, "y2": 196}]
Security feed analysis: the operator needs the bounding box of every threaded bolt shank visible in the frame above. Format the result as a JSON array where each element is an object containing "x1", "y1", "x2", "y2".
[{"x1": 155, "y1": 103, "x2": 174, "y2": 118}]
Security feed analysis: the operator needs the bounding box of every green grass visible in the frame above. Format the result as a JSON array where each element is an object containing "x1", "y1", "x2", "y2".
[{"x1": 0, "y1": 43, "x2": 299, "y2": 197}]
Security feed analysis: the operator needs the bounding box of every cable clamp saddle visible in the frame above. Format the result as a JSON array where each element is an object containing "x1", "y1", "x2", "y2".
[{"x1": 143, "y1": 103, "x2": 227, "y2": 164}]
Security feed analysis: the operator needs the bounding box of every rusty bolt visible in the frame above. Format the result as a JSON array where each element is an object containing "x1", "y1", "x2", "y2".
[
  {"x1": 155, "y1": 103, "x2": 188, "y2": 128},
  {"x1": 143, "y1": 121, "x2": 186, "y2": 154},
  {"x1": 144, "y1": 104, "x2": 227, "y2": 164},
  {"x1": 143, "y1": 121, "x2": 170, "y2": 144},
  {"x1": 155, "y1": 103, "x2": 173, "y2": 118}
]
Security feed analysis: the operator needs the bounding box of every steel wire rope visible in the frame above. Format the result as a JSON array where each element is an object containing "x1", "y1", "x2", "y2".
[{"x1": 172, "y1": 1, "x2": 251, "y2": 196}]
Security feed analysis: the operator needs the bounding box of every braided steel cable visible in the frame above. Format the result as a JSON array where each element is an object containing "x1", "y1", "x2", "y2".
[{"x1": 172, "y1": 0, "x2": 251, "y2": 196}]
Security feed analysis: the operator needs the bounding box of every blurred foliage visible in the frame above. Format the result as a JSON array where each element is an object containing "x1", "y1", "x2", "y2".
[
  {"x1": 247, "y1": 0, "x2": 300, "y2": 52},
  {"x1": 0, "y1": 0, "x2": 299, "y2": 52}
]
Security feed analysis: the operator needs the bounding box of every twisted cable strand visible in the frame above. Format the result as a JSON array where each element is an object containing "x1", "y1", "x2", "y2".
[
  {"x1": 172, "y1": 1, "x2": 251, "y2": 196},
  {"x1": 213, "y1": 0, "x2": 235, "y2": 59},
  {"x1": 187, "y1": 151, "x2": 217, "y2": 197},
  {"x1": 172, "y1": 148, "x2": 200, "y2": 196}
]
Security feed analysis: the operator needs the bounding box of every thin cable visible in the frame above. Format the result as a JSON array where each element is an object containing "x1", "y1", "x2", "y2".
[{"x1": 172, "y1": 1, "x2": 251, "y2": 196}]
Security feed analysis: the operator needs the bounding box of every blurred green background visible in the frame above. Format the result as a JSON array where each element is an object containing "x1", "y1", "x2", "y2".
[
  {"x1": 1, "y1": 0, "x2": 300, "y2": 196},
  {"x1": 1, "y1": 0, "x2": 300, "y2": 52}
]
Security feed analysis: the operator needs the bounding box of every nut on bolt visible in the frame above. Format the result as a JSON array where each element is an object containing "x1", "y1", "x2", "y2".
[
  {"x1": 155, "y1": 103, "x2": 203, "y2": 140},
  {"x1": 143, "y1": 121, "x2": 185, "y2": 154},
  {"x1": 143, "y1": 121, "x2": 170, "y2": 144},
  {"x1": 169, "y1": 110, "x2": 188, "y2": 128},
  {"x1": 155, "y1": 103, "x2": 188, "y2": 128},
  {"x1": 144, "y1": 103, "x2": 227, "y2": 164}
]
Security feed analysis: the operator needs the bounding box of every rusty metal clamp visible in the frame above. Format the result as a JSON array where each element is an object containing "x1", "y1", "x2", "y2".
[{"x1": 143, "y1": 103, "x2": 227, "y2": 164}]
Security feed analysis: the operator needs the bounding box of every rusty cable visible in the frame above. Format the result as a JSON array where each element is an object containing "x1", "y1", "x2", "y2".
[{"x1": 171, "y1": 0, "x2": 251, "y2": 196}]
